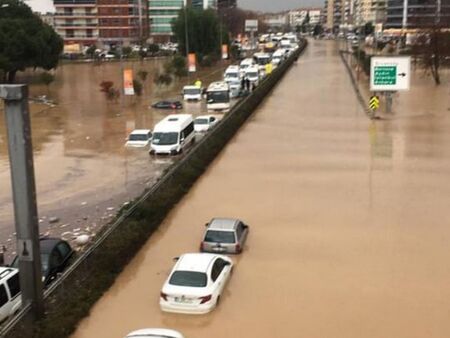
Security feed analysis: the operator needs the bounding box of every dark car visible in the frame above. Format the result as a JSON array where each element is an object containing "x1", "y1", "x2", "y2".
[
  {"x1": 151, "y1": 100, "x2": 183, "y2": 110},
  {"x1": 11, "y1": 238, "x2": 74, "y2": 286}
]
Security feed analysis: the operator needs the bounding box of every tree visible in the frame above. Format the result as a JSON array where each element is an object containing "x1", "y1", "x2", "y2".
[
  {"x1": 132, "y1": 79, "x2": 143, "y2": 96},
  {"x1": 172, "y1": 8, "x2": 228, "y2": 59},
  {"x1": 85, "y1": 45, "x2": 96, "y2": 58},
  {"x1": 147, "y1": 43, "x2": 159, "y2": 55},
  {"x1": 99, "y1": 81, "x2": 120, "y2": 101},
  {"x1": 363, "y1": 22, "x2": 374, "y2": 36},
  {"x1": 0, "y1": 0, "x2": 63, "y2": 83},
  {"x1": 313, "y1": 24, "x2": 324, "y2": 37},
  {"x1": 410, "y1": 15, "x2": 450, "y2": 85},
  {"x1": 137, "y1": 70, "x2": 148, "y2": 82},
  {"x1": 40, "y1": 72, "x2": 55, "y2": 92}
]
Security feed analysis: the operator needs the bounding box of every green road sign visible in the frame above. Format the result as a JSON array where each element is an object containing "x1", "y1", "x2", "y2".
[{"x1": 374, "y1": 66, "x2": 397, "y2": 85}]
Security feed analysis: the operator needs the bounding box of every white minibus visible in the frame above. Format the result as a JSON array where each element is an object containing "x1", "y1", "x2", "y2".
[{"x1": 150, "y1": 114, "x2": 195, "y2": 155}]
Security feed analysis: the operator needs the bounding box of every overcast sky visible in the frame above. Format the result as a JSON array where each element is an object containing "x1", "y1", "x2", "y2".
[{"x1": 25, "y1": 0, "x2": 325, "y2": 14}]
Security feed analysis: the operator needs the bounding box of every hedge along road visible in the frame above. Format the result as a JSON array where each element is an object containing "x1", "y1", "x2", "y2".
[{"x1": 72, "y1": 40, "x2": 450, "y2": 338}]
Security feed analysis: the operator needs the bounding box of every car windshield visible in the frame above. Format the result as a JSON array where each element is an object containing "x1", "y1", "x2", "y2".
[
  {"x1": 169, "y1": 271, "x2": 207, "y2": 287},
  {"x1": 225, "y1": 72, "x2": 238, "y2": 78},
  {"x1": 195, "y1": 118, "x2": 208, "y2": 125},
  {"x1": 247, "y1": 72, "x2": 258, "y2": 78},
  {"x1": 152, "y1": 132, "x2": 178, "y2": 146},
  {"x1": 205, "y1": 230, "x2": 236, "y2": 244},
  {"x1": 207, "y1": 91, "x2": 229, "y2": 103},
  {"x1": 256, "y1": 57, "x2": 270, "y2": 65},
  {"x1": 184, "y1": 88, "x2": 201, "y2": 95},
  {"x1": 129, "y1": 134, "x2": 149, "y2": 141}
]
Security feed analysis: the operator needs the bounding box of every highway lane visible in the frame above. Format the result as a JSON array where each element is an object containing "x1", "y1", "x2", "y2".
[{"x1": 72, "y1": 39, "x2": 450, "y2": 338}]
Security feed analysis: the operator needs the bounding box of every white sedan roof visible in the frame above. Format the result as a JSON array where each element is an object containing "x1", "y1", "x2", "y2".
[{"x1": 126, "y1": 328, "x2": 184, "y2": 338}]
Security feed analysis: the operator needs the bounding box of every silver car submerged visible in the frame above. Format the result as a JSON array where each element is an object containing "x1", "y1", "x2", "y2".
[{"x1": 200, "y1": 218, "x2": 249, "y2": 254}]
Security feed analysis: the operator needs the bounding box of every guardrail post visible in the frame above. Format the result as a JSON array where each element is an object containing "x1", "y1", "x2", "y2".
[{"x1": 0, "y1": 85, "x2": 44, "y2": 320}]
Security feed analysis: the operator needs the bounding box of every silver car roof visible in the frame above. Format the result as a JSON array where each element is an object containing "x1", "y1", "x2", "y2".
[{"x1": 207, "y1": 218, "x2": 240, "y2": 231}]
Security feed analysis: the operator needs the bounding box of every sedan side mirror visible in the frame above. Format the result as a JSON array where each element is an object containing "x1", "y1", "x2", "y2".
[
  {"x1": 223, "y1": 261, "x2": 231, "y2": 266},
  {"x1": 205, "y1": 223, "x2": 209, "y2": 227},
  {"x1": 173, "y1": 257, "x2": 179, "y2": 262}
]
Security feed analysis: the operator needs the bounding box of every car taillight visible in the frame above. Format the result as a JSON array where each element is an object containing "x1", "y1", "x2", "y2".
[
  {"x1": 235, "y1": 243, "x2": 241, "y2": 252},
  {"x1": 199, "y1": 295, "x2": 212, "y2": 304},
  {"x1": 160, "y1": 292, "x2": 168, "y2": 301},
  {"x1": 200, "y1": 241, "x2": 204, "y2": 251}
]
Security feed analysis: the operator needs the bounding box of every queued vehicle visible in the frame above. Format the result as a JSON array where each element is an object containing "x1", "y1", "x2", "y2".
[
  {"x1": 151, "y1": 100, "x2": 183, "y2": 110},
  {"x1": 125, "y1": 129, "x2": 153, "y2": 148},
  {"x1": 125, "y1": 329, "x2": 184, "y2": 338},
  {"x1": 150, "y1": 114, "x2": 195, "y2": 155},
  {"x1": 11, "y1": 238, "x2": 74, "y2": 286},
  {"x1": 239, "y1": 58, "x2": 255, "y2": 77},
  {"x1": 182, "y1": 85, "x2": 203, "y2": 101},
  {"x1": 223, "y1": 65, "x2": 241, "y2": 83},
  {"x1": 0, "y1": 267, "x2": 21, "y2": 323},
  {"x1": 160, "y1": 253, "x2": 233, "y2": 314},
  {"x1": 206, "y1": 81, "x2": 231, "y2": 113},
  {"x1": 200, "y1": 218, "x2": 249, "y2": 254},
  {"x1": 244, "y1": 66, "x2": 260, "y2": 87},
  {"x1": 194, "y1": 115, "x2": 218, "y2": 133}
]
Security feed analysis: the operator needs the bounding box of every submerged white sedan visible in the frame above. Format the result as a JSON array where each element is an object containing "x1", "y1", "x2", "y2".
[
  {"x1": 194, "y1": 115, "x2": 218, "y2": 133},
  {"x1": 125, "y1": 329, "x2": 184, "y2": 338},
  {"x1": 160, "y1": 253, "x2": 233, "y2": 314}
]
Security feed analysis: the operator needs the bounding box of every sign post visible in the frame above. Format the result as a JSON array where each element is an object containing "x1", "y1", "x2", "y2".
[
  {"x1": 0, "y1": 85, "x2": 44, "y2": 320},
  {"x1": 370, "y1": 56, "x2": 411, "y2": 114}
]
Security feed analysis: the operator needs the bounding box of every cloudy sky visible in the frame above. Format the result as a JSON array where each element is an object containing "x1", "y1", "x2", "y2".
[{"x1": 25, "y1": 0, "x2": 325, "y2": 14}]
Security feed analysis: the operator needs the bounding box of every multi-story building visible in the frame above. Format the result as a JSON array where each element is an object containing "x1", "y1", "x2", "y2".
[
  {"x1": 288, "y1": 8, "x2": 322, "y2": 28},
  {"x1": 191, "y1": 0, "x2": 216, "y2": 9},
  {"x1": 386, "y1": 0, "x2": 450, "y2": 29},
  {"x1": 354, "y1": 0, "x2": 386, "y2": 26},
  {"x1": 54, "y1": 0, "x2": 148, "y2": 47},
  {"x1": 324, "y1": 0, "x2": 343, "y2": 31},
  {"x1": 54, "y1": 0, "x2": 99, "y2": 46},
  {"x1": 97, "y1": 0, "x2": 148, "y2": 45},
  {"x1": 149, "y1": 0, "x2": 185, "y2": 42},
  {"x1": 262, "y1": 13, "x2": 289, "y2": 31}
]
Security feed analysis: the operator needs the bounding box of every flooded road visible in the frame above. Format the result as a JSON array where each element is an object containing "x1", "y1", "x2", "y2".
[
  {"x1": 0, "y1": 58, "x2": 227, "y2": 259},
  {"x1": 71, "y1": 39, "x2": 450, "y2": 338}
]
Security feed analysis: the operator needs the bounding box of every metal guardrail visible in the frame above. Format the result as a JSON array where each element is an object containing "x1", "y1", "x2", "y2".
[{"x1": 0, "y1": 39, "x2": 308, "y2": 338}]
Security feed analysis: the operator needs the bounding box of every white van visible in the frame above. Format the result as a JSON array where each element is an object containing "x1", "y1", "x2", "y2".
[
  {"x1": 244, "y1": 67, "x2": 260, "y2": 86},
  {"x1": 0, "y1": 267, "x2": 21, "y2": 323},
  {"x1": 150, "y1": 114, "x2": 195, "y2": 155},
  {"x1": 239, "y1": 58, "x2": 254, "y2": 77},
  {"x1": 224, "y1": 65, "x2": 240, "y2": 83},
  {"x1": 182, "y1": 85, "x2": 202, "y2": 101}
]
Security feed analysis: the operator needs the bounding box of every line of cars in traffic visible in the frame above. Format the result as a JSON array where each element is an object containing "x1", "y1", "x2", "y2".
[{"x1": 126, "y1": 34, "x2": 299, "y2": 159}]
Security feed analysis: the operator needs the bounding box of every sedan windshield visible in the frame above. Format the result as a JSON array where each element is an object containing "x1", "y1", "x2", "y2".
[
  {"x1": 184, "y1": 89, "x2": 201, "y2": 95},
  {"x1": 195, "y1": 118, "x2": 208, "y2": 125},
  {"x1": 205, "y1": 230, "x2": 236, "y2": 244},
  {"x1": 169, "y1": 271, "x2": 207, "y2": 287},
  {"x1": 129, "y1": 134, "x2": 149, "y2": 141},
  {"x1": 152, "y1": 132, "x2": 178, "y2": 146},
  {"x1": 247, "y1": 72, "x2": 258, "y2": 78}
]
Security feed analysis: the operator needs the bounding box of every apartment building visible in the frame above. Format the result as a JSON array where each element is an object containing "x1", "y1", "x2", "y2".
[
  {"x1": 54, "y1": 0, "x2": 148, "y2": 46},
  {"x1": 191, "y1": 0, "x2": 216, "y2": 9},
  {"x1": 386, "y1": 0, "x2": 450, "y2": 28},
  {"x1": 149, "y1": 0, "x2": 185, "y2": 41},
  {"x1": 54, "y1": 0, "x2": 99, "y2": 45},
  {"x1": 324, "y1": 0, "x2": 343, "y2": 31},
  {"x1": 288, "y1": 8, "x2": 322, "y2": 27}
]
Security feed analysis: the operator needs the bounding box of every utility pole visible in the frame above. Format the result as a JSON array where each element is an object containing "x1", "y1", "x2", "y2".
[
  {"x1": 184, "y1": 2, "x2": 190, "y2": 82},
  {"x1": 0, "y1": 85, "x2": 44, "y2": 320}
]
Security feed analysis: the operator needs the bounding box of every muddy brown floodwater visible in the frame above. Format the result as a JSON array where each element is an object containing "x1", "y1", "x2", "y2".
[
  {"x1": 0, "y1": 58, "x2": 227, "y2": 260},
  {"x1": 71, "y1": 39, "x2": 450, "y2": 338}
]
